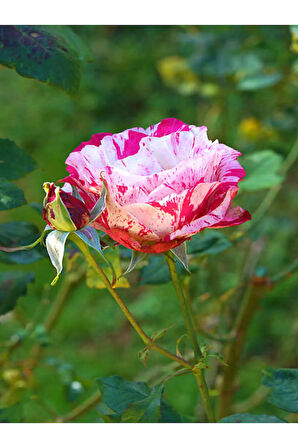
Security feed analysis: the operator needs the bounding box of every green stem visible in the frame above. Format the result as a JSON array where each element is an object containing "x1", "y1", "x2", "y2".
[
  {"x1": 72, "y1": 235, "x2": 191, "y2": 370},
  {"x1": 165, "y1": 254, "x2": 201, "y2": 360},
  {"x1": 57, "y1": 390, "x2": 102, "y2": 423},
  {"x1": 217, "y1": 240, "x2": 265, "y2": 419},
  {"x1": 193, "y1": 370, "x2": 216, "y2": 422},
  {"x1": 29, "y1": 265, "x2": 86, "y2": 366},
  {"x1": 165, "y1": 253, "x2": 215, "y2": 423},
  {"x1": 183, "y1": 276, "x2": 234, "y2": 343}
]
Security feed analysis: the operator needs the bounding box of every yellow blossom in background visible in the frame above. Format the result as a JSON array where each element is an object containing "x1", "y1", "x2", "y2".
[
  {"x1": 239, "y1": 117, "x2": 262, "y2": 140},
  {"x1": 239, "y1": 117, "x2": 276, "y2": 141},
  {"x1": 157, "y1": 56, "x2": 200, "y2": 95}
]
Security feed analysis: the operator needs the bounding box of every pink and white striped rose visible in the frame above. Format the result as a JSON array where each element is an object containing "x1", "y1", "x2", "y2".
[{"x1": 62, "y1": 118, "x2": 251, "y2": 253}]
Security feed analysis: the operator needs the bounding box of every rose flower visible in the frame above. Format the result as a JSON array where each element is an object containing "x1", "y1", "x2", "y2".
[{"x1": 62, "y1": 118, "x2": 251, "y2": 253}]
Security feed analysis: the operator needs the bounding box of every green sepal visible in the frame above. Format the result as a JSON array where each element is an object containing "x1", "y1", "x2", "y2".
[
  {"x1": 89, "y1": 182, "x2": 107, "y2": 222},
  {"x1": 43, "y1": 183, "x2": 76, "y2": 232},
  {"x1": 45, "y1": 230, "x2": 70, "y2": 286},
  {"x1": 120, "y1": 250, "x2": 147, "y2": 278},
  {"x1": 170, "y1": 242, "x2": 190, "y2": 272},
  {"x1": 70, "y1": 230, "x2": 117, "y2": 288}
]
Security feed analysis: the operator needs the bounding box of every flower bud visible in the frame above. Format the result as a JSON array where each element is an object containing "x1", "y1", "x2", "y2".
[{"x1": 43, "y1": 182, "x2": 90, "y2": 231}]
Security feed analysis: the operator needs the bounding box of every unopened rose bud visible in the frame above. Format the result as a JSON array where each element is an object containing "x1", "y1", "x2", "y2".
[{"x1": 43, "y1": 182, "x2": 90, "y2": 231}]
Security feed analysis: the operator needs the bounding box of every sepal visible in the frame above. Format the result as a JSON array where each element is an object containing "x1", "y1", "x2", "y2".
[
  {"x1": 121, "y1": 250, "x2": 147, "y2": 277},
  {"x1": 89, "y1": 183, "x2": 107, "y2": 222},
  {"x1": 170, "y1": 242, "x2": 190, "y2": 272},
  {"x1": 75, "y1": 226, "x2": 104, "y2": 255},
  {"x1": 45, "y1": 230, "x2": 70, "y2": 286},
  {"x1": 43, "y1": 183, "x2": 77, "y2": 232},
  {"x1": 74, "y1": 226, "x2": 116, "y2": 287},
  {"x1": 71, "y1": 185, "x2": 85, "y2": 202}
]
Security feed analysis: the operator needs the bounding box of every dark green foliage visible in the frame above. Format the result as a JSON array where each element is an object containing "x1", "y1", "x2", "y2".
[
  {"x1": 122, "y1": 385, "x2": 164, "y2": 422},
  {"x1": 138, "y1": 231, "x2": 231, "y2": 285},
  {"x1": 0, "y1": 179, "x2": 26, "y2": 210},
  {"x1": 97, "y1": 376, "x2": 151, "y2": 415},
  {"x1": 188, "y1": 230, "x2": 231, "y2": 255},
  {"x1": 97, "y1": 376, "x2": 184, "y2": 423},
  {"x1": 219, "y1": 413, "x2": 286, "y2": 423},
  {"x1": 138, "y1": 256, "x2": 178, "y2": 285},
  {"x1": 0, "y1": 139, "x2": 36, "y2": 181},
  {"x1": 0, "y1": 139, "x2": 36, "y2": 212},
  {"x1": 0, "y1": 221, "x2": 45, "y2": 264},
  {"x1": 0, "y1": 25, "x2": 90, "y2": 95},
  {"x1": 263, "y1": 368, "x2": 298, "y2": 413},
  {"x1": 0, "y1": 271, "x2": 34, "y2": 315}
]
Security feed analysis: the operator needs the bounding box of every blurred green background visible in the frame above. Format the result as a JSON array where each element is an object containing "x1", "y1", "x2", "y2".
[{"x1": 0, "y1": 25, "x2": 297, "y2": 422}]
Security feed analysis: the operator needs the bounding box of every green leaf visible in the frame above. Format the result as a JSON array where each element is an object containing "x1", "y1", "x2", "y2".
[
  {"x1": 188, "y1": 230, "x2": 231, "y2": 255},
  {"x1": 160, "y1": 400, "x2": 185, "y2": 423},
  {"x1": 237, "y1": 73, "x2": 282, "y2": 91},
  {"x1": 122, "y1": 385, "x2": 163, "y2": 423},
  {"x1": 262, "y1": 368, "x2": 298, "y2": 413},
  {"x1": 97, "y1": 376, "x2": 183, "y2": 423},
  {"x1": 47, "y1": 26, "x2": 94, "y2": 63},
  {"x1": 0, "y1": 139, "x2": 36, "y2": 180},
  {"x1": 0, "y1": 271, "x2": 34, "y2": 315},
  {"x1": 0, "y1": 25, "x2": 90, "y2": 95},
  {"x1": 97, "y1": 376, "x2": 150, "y2": 415},
  {"x1": 0, "y1": 221, "x2": 46, "y2": 264},
  {"x1": 86, "y1": 246, "x2": 129, "y2": 289},
  {"x1": 151, "y1": 324, "x2": 175, "y2": 342},
  {"x1": 240, "y1": 150, "x2": 284, "y2": 191},
  {"x1": 139, "y1": 255, "x2": 184, "y2": 285},
  {"x1": 219, "y1": 413, "x2": 286, "y2": 423},
  {"x1": 96, "y1": 402, "x2": 122, "y2": 423},
  {"x1": 0, "y1": 178, "x2": 26, "y2": 210}
]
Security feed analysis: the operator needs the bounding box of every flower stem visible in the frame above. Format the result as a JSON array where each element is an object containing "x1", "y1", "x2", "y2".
[
  {"x1": 72, "y1": 235, "x2": 191, "y2": 370},
  {"x1": 217, "y1": 284, "x2": 265, "y2": 419},
  {"x1": 165, "y1": 254, "x2": 201, "y2": 360},
  {"x1": 165, "y1": 253, "x2": 215, "y2": 423},
  {"x1": 57, "y1": 390, "x2": 102, "y2": 423},
  {"x1": 29, "y1": 265, "x2": 86, "y2": 366},
  {"x1": 217, "y1": 239, "x2": 265, "y2": 419}
]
